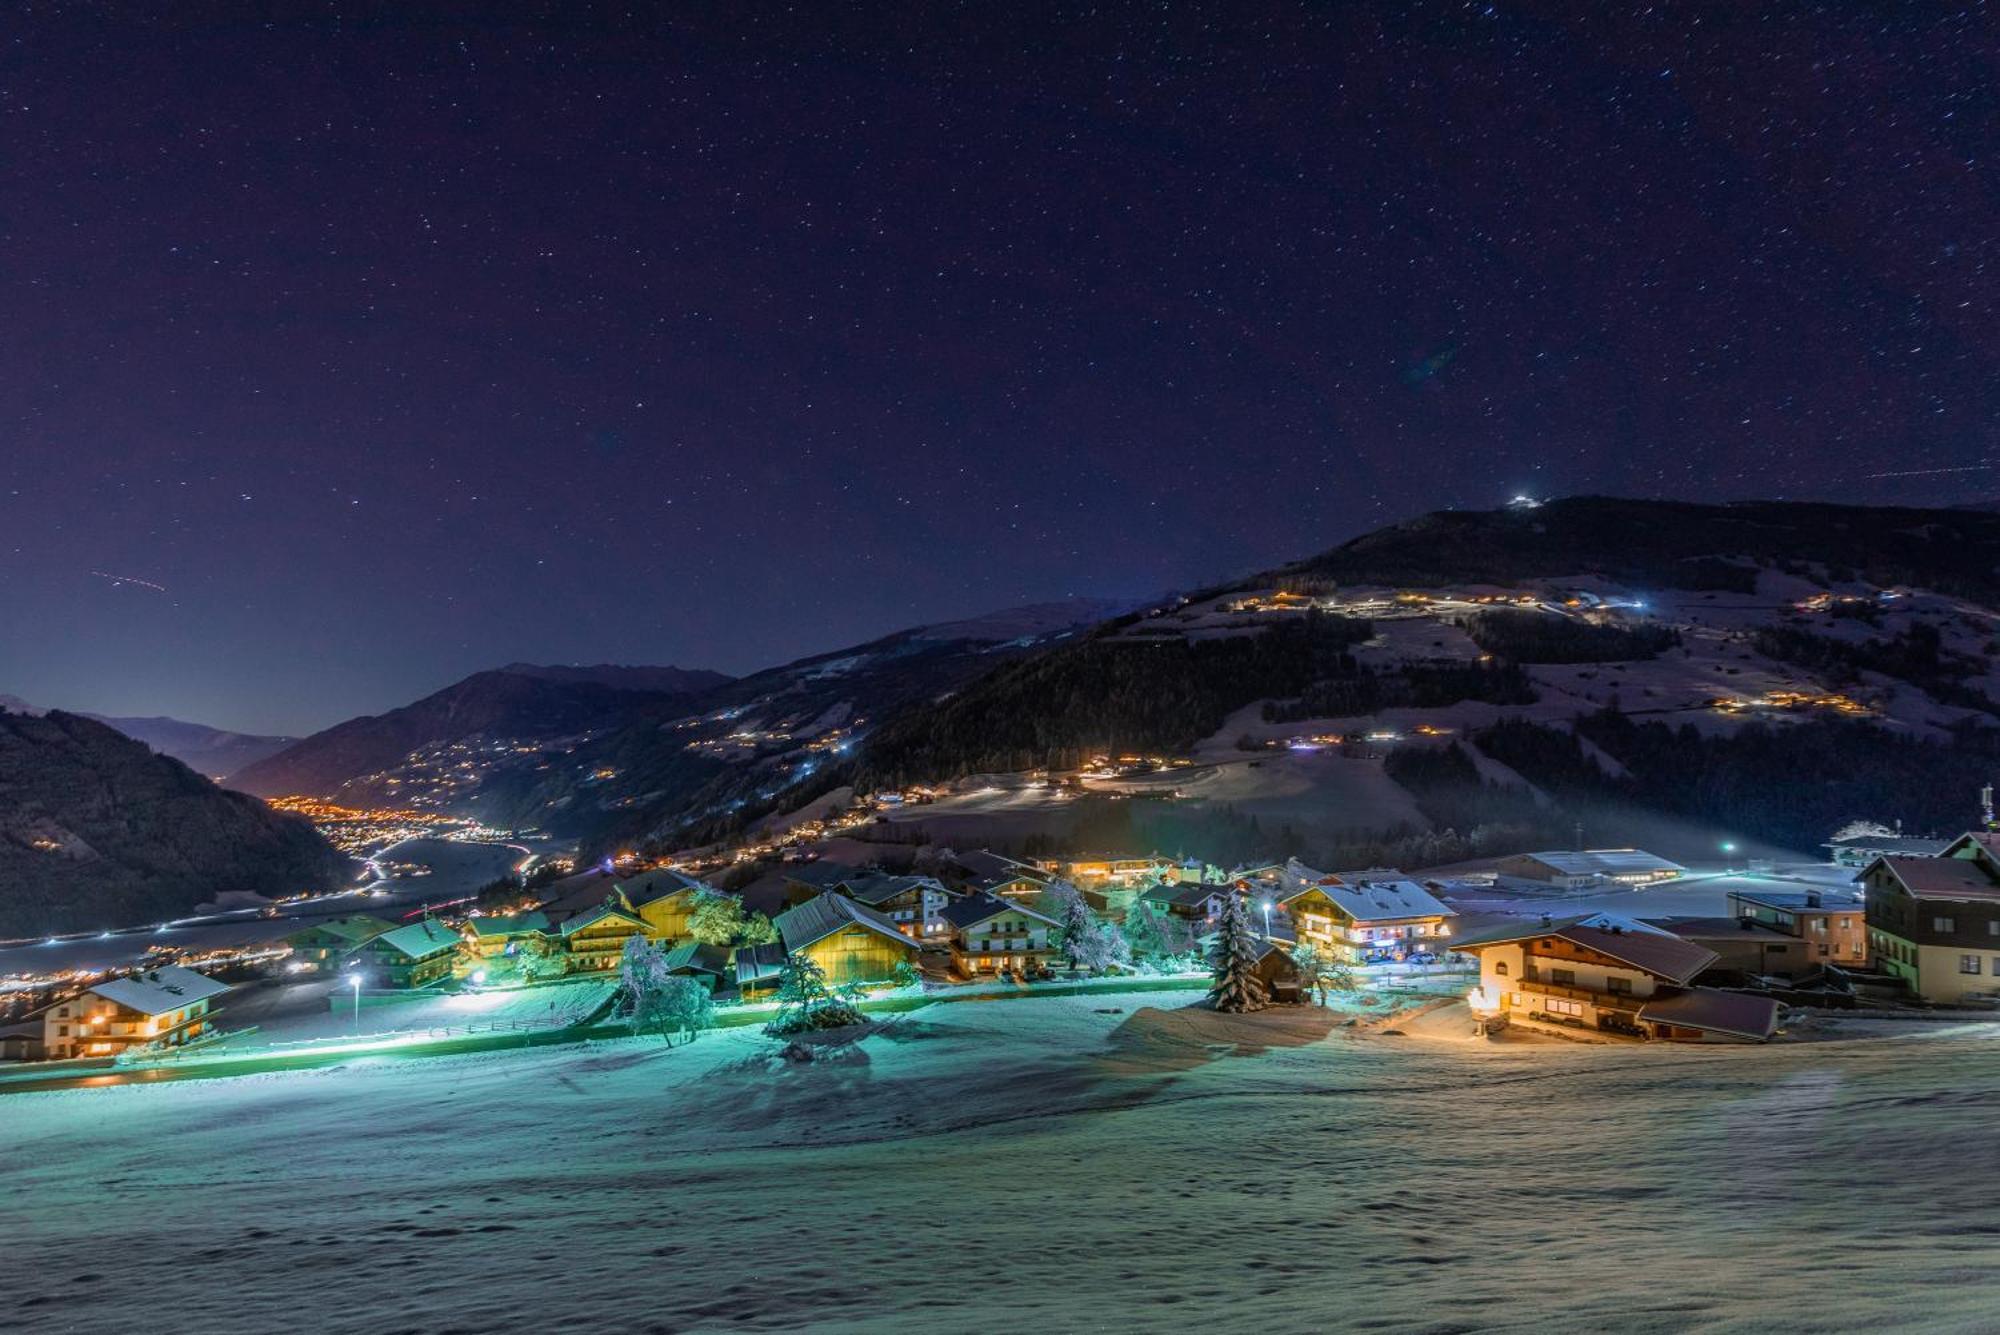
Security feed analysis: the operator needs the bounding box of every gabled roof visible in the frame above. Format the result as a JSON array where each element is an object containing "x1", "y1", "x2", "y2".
[
  {"x1": 781, "y1": 861, "x2": 863, "y2": 890},
  {"x1": 841, "y1": 872, "x2": 950, "y2": 908},
  {"x1": 940, "y1": 891, "x2": 1060, "y2": 932},
  {"x1": 955, "y1": 849, "x2": 1050, "y2": 891},
  {"x1": 1637, "y1": 987, "x2": 1780, "y2": 1041},
  {"x1": 1644, "y1": 916, "x2": 1796, "y2": 943},
  {"x1": 1450, "y1": 915, "x2": 1716, "y2": 983},
  {"x1": 370, "y1": 918, "x2": 463, "y2": 959},
  {"x1": 774, "y1": 893, "x2": 916, "y2": 954},
  {"x1": 1727, "y1": 890, "x2": 1864, "y2": 915},
  {"x1": 1277, "y1": 863, "x2": 1454, "y2": 923},
  {"x1": 1866, "y1": 854, "x2": 2000, "y2": 903},
  {"x1": 285, "y1": 914, "x2": 396, "y2": 947},
  {"x1": 559, "y1": 903, "x2": 647, "y2": 937},
  {"x1": 90, "y1": 965, "x2": 230, "y2": 1016},
  {"x1": 465, "y1": 911, "x2": 550, "y2": 938},
  {"x1": 661, "y1": 941, "x2": 733, "y2": 977},
  {"x1": 1825, "y1": 833, "x2": 1952, "y2": 855},
  {"x1": 735, "y1": 941, "x2": 788, "y2": 989},
  {"x1": 1140, "y1": 880, "x2": 1228, "y2": 910},
  {"x1": 618, "y1": 866, "x2": 713, "y2": 907}
]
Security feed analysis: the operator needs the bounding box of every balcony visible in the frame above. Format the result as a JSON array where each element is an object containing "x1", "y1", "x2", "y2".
[{"x1": 1515, "y1": 976, "x2": 1643, "y2": 1012}]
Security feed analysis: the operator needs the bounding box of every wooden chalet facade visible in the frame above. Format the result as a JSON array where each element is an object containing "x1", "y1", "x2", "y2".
[
  {"x1": 461, "y1": 911, "x2": 552, "y2": 960},
  {"x1": 618, "y1": 867, "x2": 712, "y2": 943},
  {"x1": 940, "y1": 892, "x2": 1060, "y2": 977},
  {"x1": 283, "y1": 914, "x2": 396, "y2": 972},
  {"x1": 773, "y1": 893, "x2": 921, "y2": 987},
  {"x1": 42, "y1": 965, "x2": 231, "y2": 1060},
  {"x1": 559, "y1": 902, "x2": 648, "y2": 974},
  {"x1": 347, "y1": 918, "x2": 462, "y2": 989},
  {"x1": 1455, "y1": 916, "x2": 1778, "y2": 1042},
  {"x1": 1275, "y1": 862, "x2": 1455, "y2": 964}
]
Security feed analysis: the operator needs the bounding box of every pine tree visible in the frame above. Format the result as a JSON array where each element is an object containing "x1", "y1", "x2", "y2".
[
  {"x1": 1206, "y1": 890, "x2": 1268, "y2": 1013},
  {"x1": 765, "y1": 951, "x2": 863, "y2": 1036},
  {"x1": 1052, "y1": 883, "x2": 1101, "y2": 974}
]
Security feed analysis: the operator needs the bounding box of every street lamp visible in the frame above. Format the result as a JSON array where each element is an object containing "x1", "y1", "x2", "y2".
[
  {"x1": 1260, "y1": 899, "x2": 1274, "y2": 941},
  {"x1": 347, "y1": 972, "x2": 362, "y2": 1034}
]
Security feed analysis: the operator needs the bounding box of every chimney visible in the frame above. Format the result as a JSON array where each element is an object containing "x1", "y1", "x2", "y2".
[{"x1": 1806, "y1": 890, "x2": 1822, "y2": 909}]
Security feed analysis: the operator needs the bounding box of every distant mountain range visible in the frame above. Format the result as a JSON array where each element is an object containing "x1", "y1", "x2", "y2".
[
  {"x1": 0, "y1": 695, "x2": 296, "y2": 778},
  {"x1": 0, "y1": 711, "x2": 351, "y2": 937}
]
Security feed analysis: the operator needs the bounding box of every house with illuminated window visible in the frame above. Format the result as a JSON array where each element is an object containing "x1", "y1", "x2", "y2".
[
  {"x1": 1726, "y1": 887, "x2": 1868, "y2": 969},
  {"x1": 952, "y1": 849, "x2": 1058, "y2": 904},
  {"x1": 618, "y1": 866, "x2": 713, "y2": 943},
  {"x1": 559, "y1": 901, "x2": 648, "y2": 974},
  {"x1": 941, "y1": 891, "x2": 1060, "y2": 977},
  {"x1": 1454, "y1": 914, "x2": 1779, "y2": 1042},
  {"x1": 1275, "y1": 862, "x2": 1456, "y2": 964},
  {"x1": 283, "y1": 914, "x2": 396, "y2": 972},
  {"x1": 838, "y1": 872, "x2": 959, "y2": 939},
  {"x1": 462, "y1": 911, "x2": 552, "y2": 960},
  {"x1": 772, "y1": 892, "x2": 922, "y2": 987},
  {"x1": 1137, "y1": 878, "x2": 1238, "y2": 927},
  {"x1": 347, "y1": 917, "x2": 462, "y2": 989},
  {"x1": 1861, "y1": 835, "x2": 2000, "y2": 1003},
  {"x1": 41, "y1": 965, "x2": 231, "y2": 1060}
]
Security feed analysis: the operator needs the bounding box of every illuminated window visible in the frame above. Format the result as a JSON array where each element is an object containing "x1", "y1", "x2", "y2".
[
  {"x1": 1493, "y1": 961, "x2": 1509, "y2": 977},
  {"x1": 1961, "y1": 955, "x2": 1982, "y2": 975}
]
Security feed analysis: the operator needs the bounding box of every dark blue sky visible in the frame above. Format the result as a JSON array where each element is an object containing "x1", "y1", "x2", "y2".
[{"x1": 4, "y1": 4, "x2": 1996, "y2": 734}]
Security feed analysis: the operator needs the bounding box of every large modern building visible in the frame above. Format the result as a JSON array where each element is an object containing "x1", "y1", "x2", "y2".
[
  {"x1": 1454, "y1": 914, "x2": 1779, "y2": 1042},
  {"x1": 40, "y1": 965, "x2": 232, "y2": 1060},
  {"x1": 1862, "y1": 833, "x2": 2000, "y2": 1003},
  {"x1": 1494, "y1": 849, "x2": 1686, "y2": 889}
]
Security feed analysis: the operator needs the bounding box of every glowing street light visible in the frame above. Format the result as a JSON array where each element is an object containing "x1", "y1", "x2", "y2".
[
  {"x1": 1260, "y1": 899, "x2": 1274, "y2": 941},
  {"x1": 347, "y1": 972, "x2": 363, "y2": 1033}
]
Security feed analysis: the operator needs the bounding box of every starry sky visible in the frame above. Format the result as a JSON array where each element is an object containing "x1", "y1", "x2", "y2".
[{"x1": 4, "y1": 4, "x2": 1997, "y2": 735}]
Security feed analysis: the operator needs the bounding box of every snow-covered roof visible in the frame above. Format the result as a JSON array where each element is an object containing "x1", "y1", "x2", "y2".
[
  {"x1": 735, "y1": 941, "x2": 788, "y2": 989},
  {"x1": 1824, "y1": 834, "x2": 1951, "y2": 855},
  {"x1": 940, "y1": 892, "x2": 1059, "y2": 932},
  {"x1": 1450, "y1": 916, "x2": 1715, "y2": 983},
  {"x1": 90, "y1": 965, "x2": 230, "y2": 1016},
  {"x1": 284, "y1": 914, "x2": 396, "y2": 946},
  {"x1": 661, "y1": 941, "x2": 733, "y2": 976},
  {"x1": 1636, "y1": 987, "x2": 1780, "y2": 1041},
  {"x1": 371, "y1": 918, "x2": 463, "y2": 959},
  {"x1": 559, "y1": 903, "x2": 646, "y2": 937},
  {"x1": 1868, "y1": 855, "x2": 2000, "y2": 903},
  {"x1": 1277, "y1": 863, "x2": 1454, "y2": 923},
  {"x1": 1515, "y1": 849, "x2": 1687, "y2": 877},
  {"x1": 774, "y1": 893, "x2": 915, "y2": 954},
  {"x1": 465, "y1": 911, "x2": 549, "y2": 937},
  {"x1": 841, "y1": 873, "x2": 950, "y2": 908}
]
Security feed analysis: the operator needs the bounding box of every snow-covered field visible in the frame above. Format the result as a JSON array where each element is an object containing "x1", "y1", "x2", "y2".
[{"x1": 9, "y1": 989, "x2": 2000, "y2": 1333}]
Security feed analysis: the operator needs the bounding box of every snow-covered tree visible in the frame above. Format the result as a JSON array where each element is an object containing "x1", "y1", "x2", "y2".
[
  {"x1": 740, "y1": 911, "x2": 780, "y2": 946},
  {"x1": 1831, "y1": 819, "x2": 1896, "y2": 842},
  {"x1": 1206, "y1": 891, "x2": 1268, "y2": 1013},
  {"x1": 764, "y1": 952, "x2": 863, "y2": 1036},
  {"x1": 618, "y1": 938, "x2": 715, "y2": 1045},
  {"x1": 688, "y1": 890, "x2": 749, "y2": 946},
  {"x1": 1290, "y1": 940, "x2": 1328, "y2": 1006},
  {"x1": 1123, "y1": 896, "x2": 1195, "y2": 962},
  {"x1": 1049, "y1": 882, "x2": 1102, "y2": 974}
]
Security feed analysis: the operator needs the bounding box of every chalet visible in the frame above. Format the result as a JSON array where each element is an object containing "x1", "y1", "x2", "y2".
[
  {"x1": 1250, "y1": 939, "x2": 1305, "y2": 1004},
  {"x1": 660, "y1": 940, "x2": 735, "y2": 992},
  {"x1": 348, "y1": 918, "x2": 462, "y2": 989},
  {"x1": 773, "y1": 893, "x2": 922, "y2": 987},
  {"x1": 41, "y1": 965, "x2": 232, "y2": 1060},
  {"x1": 1455, "y1": 915, "x2": 1779, "y2": 1042},
  {"x1": 839, "y1": 872, "x2": 958, "y2": 938},
  {"x1": 0, "y1": 1020, "x2": 43, "y2": 1062},
  {"x1": 283, "y1": 914, "x2": 396, "y2": 972},
  {"x1": 1861, "y1": 836, "x2": 2000, "y2": 1002},
  {"x1": 1275, "y1": 862, "x2": 1455, "y2": 964},
  {"x1": 1494, "y1": 849, "x2": 1686, "y2": 889},
  {"x1": 1138, "y1": 878, "x2": 1237, "y2": 926},
  {"x1": 940, "y1": 892, "x2": 1060, "y2": 977},
  {"x1": 1727, "y1": 889, "x2": 1868, "y2": 968},
  {"x1": 559, "y1": 902, "x2": 648, "y2": 974},
  {"x1": 1645, "y1": 916, "x2": 1803, "y2": 978},
  {"x1": 1824, "y1": 831, "x2": 1950, "y2": 868},
  {"x1": 619, "y1": 866, "x2": 713, "y2": 943},
  {"x1": 461, "y1": 911, "x2": 551, "y2": 960},
  {"x1": 952, "y1": 849, "x2": 1056, "y2": 903}
]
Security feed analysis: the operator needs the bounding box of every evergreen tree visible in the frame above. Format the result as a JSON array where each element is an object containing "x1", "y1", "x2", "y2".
[
  {"x1": 1206, "y1": 890, "x2": 1268, "y2": 1013},
  {"x1": 765, "y1": 951, "x2": 863, "y2": 1036},
  {"x1": 1051, "y1": 883, "x2": 1101, "y2": 974}
]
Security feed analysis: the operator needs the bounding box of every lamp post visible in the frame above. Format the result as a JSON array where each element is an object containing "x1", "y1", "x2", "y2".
[
  {"x1": 1260, "y1": 899, "x2": 1274, "y2": 941},
  {"x1": 348, "y1": 972, "x2": 362, "y2": 1034}
]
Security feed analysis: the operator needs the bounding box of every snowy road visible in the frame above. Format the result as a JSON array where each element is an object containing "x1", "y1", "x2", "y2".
[{"x1": 6, "y1": 991, "x2": 2000, "y2": 1332}]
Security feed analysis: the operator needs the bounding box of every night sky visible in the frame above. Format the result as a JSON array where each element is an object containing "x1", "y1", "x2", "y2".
[{"x1": 5, "y1": 5, "x2": 1997, "y2": 735}]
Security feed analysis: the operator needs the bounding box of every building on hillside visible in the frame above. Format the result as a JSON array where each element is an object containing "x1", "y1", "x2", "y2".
[
  {"x1": 1137, "y1": 878, "x2": 1238, "y2": 927},
  {"x1": 1454, "y1": 915, "x2": 1778, "y2": 1042},
  {"x1": 1644, "y1": 917, "x2": 1804, "y2": 978},
  {"x1": 940, "y1": 892, "x2": 1060, "y2": 977},
  {"x1": 619, "y1": 867, "x2": 714, "y2": 943},
  {"x1": 559, "y1": 902, "x2": 649, "y2": 974},
  {"x1": 1825, "y1": 832, "x2": 1951, "y2": 868},
  {"x1": 952, "y1": 849, "x2": 1056, "y2": 902},
  {"x1": 773, "y1": 893, "x2": 922, "y2": 987},
  {"x1": 1727, "y1": 889, "x2": 1868, "y2": 968},
  {"x1": 1860, "y1": 839, "x2": 2000, "y2": 1002},
  {"x1": 1494, "y1": 849, "x2": 1686, "y2": 889},
  {"x1": 1044, "y1": 854, "x2": 1172, "y2": 886},
  {"x1": 41, "y1": 965, "x2": 232, "y2": 1060},
  {"x1": 1275, "y1": 862, "x2": 1456, "y2": 964},
  {"x1": 461, "y1": 911, "x2": 552, "y2": 960},
  {"x1": 0, "y1": 1020, "x2": 43, "y2": 1062},
  {"x1": 283, "y1": 914, "x2": 396, "y2": 972},
  {"x1": 347, "y1": 918, "x2": 462, "y2": 989},
  {"x1": 839, "y1": 872, "x2": 958, "y2": 939},
  {"x1": 660, "y1": 940, "x2": 735, "y2": 992}
]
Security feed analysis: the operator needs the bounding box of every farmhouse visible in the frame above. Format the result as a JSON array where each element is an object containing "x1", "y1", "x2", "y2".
[
  {"x1": 941, "y1": 892, "x2": 1060, "y2": 977},
  {"x1": 461, "y1": 911, "x2": 551, "y2": 960},
  {"x1": 1275, "y1": 862, "x2": 1456, "y2": 964},
  {"x1": 41, "y1": 965, "x2": 231, "y2": 1060},
  {"x1": 559, "y1": 902, "x2": 649, "y2": 974},
  {"x1": 837, "y1": 872, "x2": 958, "y2": 939},
  {"x1": 1456, "y1": 915, "x2": 1778, "y2": 1042},
  {"x1": 619, "y1": 866, "x2": 713, "y2": 942},
  {"x1": 283, "y1": 914, "x2": 395, "y2": 972},
  {"x1": 773, "y1": 893, "x2": 921, "y2": 987},
  {"x1": 1861, "y1": 839, "x2": 2000, "y2": 1003},
  {"x1": 347, "y1": 918, "x2": 461, "y2": 989},
  {"x1": 1727, "y1": 889, "x2": 1868, "y2": 968}
]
